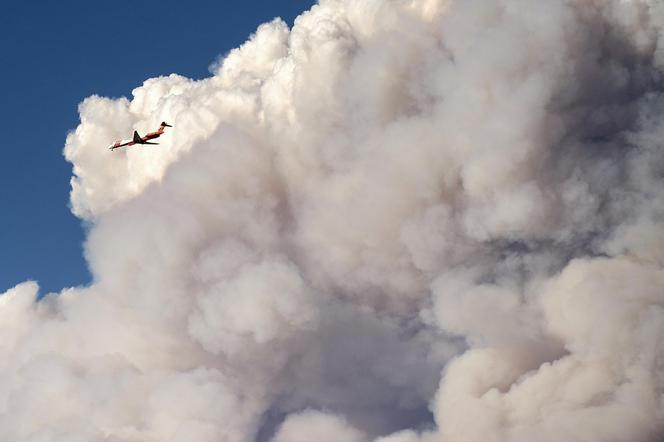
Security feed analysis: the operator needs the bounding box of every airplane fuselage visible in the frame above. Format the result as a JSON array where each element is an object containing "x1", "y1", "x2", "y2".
[
  {"x1": 142, "y1": 128, "x2": 164, "y2": 141},
  {"x1": 108, "y1": 122, "x2": 172, "y2": 150}
]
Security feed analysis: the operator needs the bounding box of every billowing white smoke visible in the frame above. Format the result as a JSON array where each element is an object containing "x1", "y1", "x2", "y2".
[{"x1": 2, "y1": 0, "x2": 664, "y2": 440}]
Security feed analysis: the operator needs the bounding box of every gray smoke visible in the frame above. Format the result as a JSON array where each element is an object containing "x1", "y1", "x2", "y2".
[{"x1": 1, "y1": 0, "x2": 664, "y2": 441}]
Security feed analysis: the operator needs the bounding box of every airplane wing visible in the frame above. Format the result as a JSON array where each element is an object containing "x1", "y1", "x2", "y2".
[
  {"x1": 143, "y1": 142, "x2": 159, "y2": 145},
  {"x1": 133, "y1": 131, "x2": 142, "y2": 144}
]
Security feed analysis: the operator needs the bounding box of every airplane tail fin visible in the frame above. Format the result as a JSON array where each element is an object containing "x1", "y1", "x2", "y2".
[
  {"x1": 133, "y1": 131, "x2": 142, "y2": 143},
  {"x1": 160, "y1": 121, "x2": 173, "y2": 128}
]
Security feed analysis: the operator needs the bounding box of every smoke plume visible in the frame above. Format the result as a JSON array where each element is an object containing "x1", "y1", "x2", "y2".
[{"x1": 2, "y1": 0, "x2": 664, "y2": 440}]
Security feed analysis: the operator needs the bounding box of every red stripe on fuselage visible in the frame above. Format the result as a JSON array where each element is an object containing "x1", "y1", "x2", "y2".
[{"x1": 141, "y1": 132, "x2": 163, "y2": 142}]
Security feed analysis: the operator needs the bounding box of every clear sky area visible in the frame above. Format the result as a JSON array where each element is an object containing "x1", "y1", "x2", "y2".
[{"x1": 0, "y1": 0, "x2": 315, "y2": 294}]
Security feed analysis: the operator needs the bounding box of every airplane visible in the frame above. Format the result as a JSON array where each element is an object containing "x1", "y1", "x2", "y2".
[{"x1": 108, "y1": 121, "x2": 173, "y2": 151}]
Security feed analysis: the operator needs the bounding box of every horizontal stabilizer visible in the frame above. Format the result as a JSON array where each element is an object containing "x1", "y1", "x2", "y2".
[{"x1": 143, "y1": 142, "x2": 159, "y2": 145}]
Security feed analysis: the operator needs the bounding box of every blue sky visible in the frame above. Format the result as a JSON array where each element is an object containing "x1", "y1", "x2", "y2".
[{"x1": 0, "y1": 0, "x2": 315, "y2": 294}]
